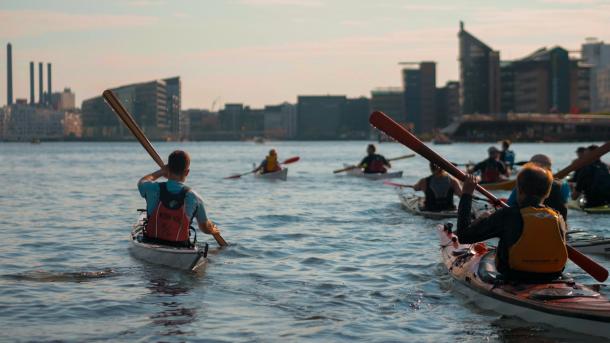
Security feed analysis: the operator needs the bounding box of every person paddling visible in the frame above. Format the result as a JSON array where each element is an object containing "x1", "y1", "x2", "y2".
[
  {"x1": 413, "y1": 162, "x2": 462, "y2": 212},
  {"x1": 358, "y1": 144, "x2": 391, "y2": 174},
  {"x1": 255, "y1": 149, "x2": 282, "y2": 174},
  {"x1": 138, "y1": 150, "x2": 221, "y2": 247},
  {"x1": 572, "y1": 145, "x2": 610, "y2": 208},
  {"x1": 469, "y1": 146, "x2": 510, "y2": 183},
  {"x1": 457, "y1": 164, "x2": 567, "y2": 282},
  {"x1": 499, "y1": 140, "x2": 515, "y2": 170},
  {"x1": 506, "y1": 154, "x2": 570, "y2": 220}
]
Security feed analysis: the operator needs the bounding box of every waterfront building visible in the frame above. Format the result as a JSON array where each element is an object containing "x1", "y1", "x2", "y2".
[
  {"x1": 436, "y1": 81, "x2": 460, "y2": 127},
  {"x1": 49, "y1": 88, "x2": 76, "y2": 110},
  {"x1": 81, "y1": 77, "x2": 179, "y2": 140},
  {"x1": 402, "y1": 62, "x2": 437, "y2": 133},
  {"x1": 297, "y1": 95, "x2": 346, "y2": 139},
  {"x1": 597, "y1": 66, "x2": 610, "y2": 112},
  {"x1": 341, "y1": 97, "x2": 370, "y2": 139},
  {"x1": 0, "y1": 103, "x2": 71, "y2": 141},
  {"x1": 370, "y1": 87, "x2": 405, "y2": 125},
  {"x1": 582, "y1": 38, "x2": 610, "y2": 112},
  {"x1": 458, "y1": 22, "x2": 501, "y2": 115},
  {"x1": 263, "y1": 103, "x2": 297, "y2": 139}
]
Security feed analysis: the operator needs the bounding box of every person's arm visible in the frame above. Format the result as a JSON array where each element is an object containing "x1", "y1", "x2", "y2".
[
  {"x1": 499, "y1": 161, "x2": 510, "y2": 177},
  {"x1": 469, "y1": 161, "x2": 483, "y2": 174},
  {"x1": 138, "y1": 166, "x2": 168, "y2": 186},
  {"x1": 413, "y1": 178, "x2": 426, "y2": 192},
  {"x1": 358, "y1": 156, "x2": 369, "y2": 168},
  {"x1": 506, "y1": 188, "x2": 518, "y2": 207},
  {"x1": 450, "y1": 176, "x2": 463, "y2": 197},
  {"x1": 191, "y1": 193, "x2": 220, "y2": 236},
  {"x1": 382, "y1": 156, "x2": 391, "y2": 168}
]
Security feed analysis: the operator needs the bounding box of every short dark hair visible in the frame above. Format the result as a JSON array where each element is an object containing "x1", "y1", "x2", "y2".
[
  {"x1": 502, "y1": 140, "x2": 511, "y2": 148},
  {"x1": 367, "y1": 144, "x2": 376, "y2": 152},
  {"x1": 517, "y1": 163, "x2": 552, "y2": 200},
  {"x1": 576, "y1": 147, "x2": 586, "y2": 153},
  {"x1": 168, "y1": 150, "x2": 190, "y2": 174},
  {"x1": 587, "y1": 144, "x2": 599, "y2": 151},
  {"x1": 429, "y1": 162, "x2": 441, "y2": 172}
]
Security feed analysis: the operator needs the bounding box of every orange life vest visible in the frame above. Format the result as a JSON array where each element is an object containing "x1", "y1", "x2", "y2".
[
  {"x1": 265, "y1": 155, "x2": 281, "y2": 173},
  {"x1": 508, "y1": 207, "x2": 567, "y2": 274},
  {"x1": 145, "y1": 183, "x2": 191, "y2": 243}
]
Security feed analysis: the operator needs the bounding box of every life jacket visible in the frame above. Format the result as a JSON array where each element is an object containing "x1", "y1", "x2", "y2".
[
  {"x1": 508, "y1": 207, "x2": 567, "y2": 274},
  {"x1": 481, "y1": 160, "x2": 502, "y2": 183},
  {"x1": 264, "y1": 155, "x2": 281, "y2": 173},
  {"x1": 365, "y1": 155, "x2": 387, "y2": 173},
  {"x1": 502, "y1": 150, "x2": 515, "y2": 167},
  {"x1": 145, "y1": 183, "x2": 191, "y2": 243},
  {"x1": 424, "y1": 175, "x2": 454, "y2": 211}
]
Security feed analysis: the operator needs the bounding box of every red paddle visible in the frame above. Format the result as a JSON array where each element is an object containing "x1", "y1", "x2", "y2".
[
  {"x1": 225, "y1": 156, "x2": 300, "y2": 179},
  {"x1": 369, "y1": 111, "x2": 608, "y2": 282},
  {"x1": 383, "y1": 181, "x2": 414, "y2": 188}
]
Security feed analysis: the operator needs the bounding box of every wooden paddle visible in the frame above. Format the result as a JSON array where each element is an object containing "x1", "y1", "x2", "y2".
[
  {"x1": 554, "y1": 142, "x2": 610, "y2": 180},
  {"x1": 383, "y1": 181, "x2": 414, "y2": 188},
  {"x1": 102, "y1": 89, "x2": 228, "y2": 247},
  {"x1": 333, "y1": 154, "x2": 415, "y2": 174},
  {"x1": 225, "y1": 156, "x2": 300, "y2": 179},
  {"x1": 369, "y1": 111, "x2": 608, "y2": 282}
]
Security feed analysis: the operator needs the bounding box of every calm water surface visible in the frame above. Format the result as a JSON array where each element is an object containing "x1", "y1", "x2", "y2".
[{"x1": 0, "y1": 141, "x2": 609, "y2": 342}]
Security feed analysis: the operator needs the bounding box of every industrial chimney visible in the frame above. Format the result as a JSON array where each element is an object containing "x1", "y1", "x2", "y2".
[
  {"x1": 38, "y1": 62, "x2": 43, "y2": 106},
  {"x1": 7, "y1": 43, "x2": 13, "y2": 106},
  {"x1": 30, "y1": 62, "x2": 34, "y2": 104},
  {"x1": 47, "y1": 63, "x2": 52, "y2": 106}
]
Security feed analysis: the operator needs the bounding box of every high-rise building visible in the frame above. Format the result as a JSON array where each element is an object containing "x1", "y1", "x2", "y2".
[
  {"x1": 340, "y1": 97, "x2": 370, "y2": 139},
  {"x1": 436, "y1": 81, "x2": 460, "y2": 127},
  {"x1": 402, "y1": 62, "x2": 437, "y2": 133},
  {"x1": 582, "y1": 38, "x2": 610, "y2": 112},
  {"x1": 297, "y1": 95, "x2": 346, "y2": 139},
  {"x1": 164, "y1": 76, "x2": 181, "y2": 138},
  {"x1": 219, "y1": 103, "x2": 244, "y2": 133},
  {"x1": 458, "y1": 21, "x2": 500, "y2": 114}
]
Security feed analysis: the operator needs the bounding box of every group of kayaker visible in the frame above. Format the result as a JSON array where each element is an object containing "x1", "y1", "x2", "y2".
[{"x1": 571, "y1": 145, "x2": 610, "y2": 208}]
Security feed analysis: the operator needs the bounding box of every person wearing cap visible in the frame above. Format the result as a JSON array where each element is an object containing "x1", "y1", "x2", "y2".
[
  {"x1": 572, "y1": 145, "x2": 610, "y2": 208},
  {"x1": 506, "y1": 154, "x2": 570, "y2": 219},
  {"x1": 413, "y1": 162, "x2": 463, "y2": 212},
  {"x1": 468, "y1": 146, "x2": 510, "y2": 183},
  {"x1": 255, "y1": 149, "x2": 282, "y2": 174},
  {"x1": 499, "y1": 140, "x2": 515, "y2": 170},
  {"x1": 358, "y1": 144, "x2": 391, "y2": 174}
]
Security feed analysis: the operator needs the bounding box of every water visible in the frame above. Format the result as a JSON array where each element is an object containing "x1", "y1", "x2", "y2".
[{"x1": 0, "y1": 141, "x2": 608, "y2": 342}]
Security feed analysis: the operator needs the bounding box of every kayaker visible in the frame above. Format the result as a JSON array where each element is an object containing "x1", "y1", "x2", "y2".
[
  {"x1": 138, "y1": 150, "x2": 221, "y2": 247},
  {"x1": 255, "y1": 149, "x2": 282, "y2": 174},
  {"x1": 499, "y1": 140, "x2": 515, "y2": 170},
  {"x1": 569, "y1": 146, "x2": 587, "y2": 183},
  {"x1": 358, "y1": 144, "x2": 391, "y2": 174},
  {"x1": 457, "y1": 164, "x2": 568, "y2": 282},
  {"x1": 572, "y1": 145, "x2": 610, "y2": 207},
  {"x1": 413, "y1": 162, "x2": 462, "y2": 211},
  {"x1": 505, "y1": 154, "x2": 570, "y2": 220},
  {"x1": 468, "y1": 146, "x2": 510, "y2": 183}
]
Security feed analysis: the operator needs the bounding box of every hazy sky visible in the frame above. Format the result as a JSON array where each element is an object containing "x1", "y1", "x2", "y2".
[{"x1": 0, "y1": 0, "x2": 609, "y2": 109}]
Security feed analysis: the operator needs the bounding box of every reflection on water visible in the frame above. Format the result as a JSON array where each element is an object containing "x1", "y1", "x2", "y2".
[{"x1": 0, "y1": 141, "x2": 608, "y2": 342}]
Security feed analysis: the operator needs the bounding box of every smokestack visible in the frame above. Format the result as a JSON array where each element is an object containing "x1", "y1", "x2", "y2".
[
  {"x1": 38, "y1": 62, "x2": 43, "y2": 106},
  {"x1": 30, "y1": 62, "x2": 34, "y2": 104},
  {"x1": 47, "y1": 63, "x2": 52, "y2": 105},
  {"x1": 7, "y1": 43, "x2": 13, "y2": 106}
]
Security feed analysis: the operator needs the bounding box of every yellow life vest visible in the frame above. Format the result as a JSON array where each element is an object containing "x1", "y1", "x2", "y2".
[
  {"x1": 265, "y1": 155, "x2": 280, "y2": 172},
  {"x1": 508, "y1": 207, "x2": 567, "y2": 274}
]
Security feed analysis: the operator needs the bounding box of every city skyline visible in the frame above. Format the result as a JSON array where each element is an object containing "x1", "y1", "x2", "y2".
[{"x1": 0, "y1": 0, "x2": 609, "y2": 109}]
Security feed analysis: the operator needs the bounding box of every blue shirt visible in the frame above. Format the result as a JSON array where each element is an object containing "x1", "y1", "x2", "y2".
[
  {"x1": 506, "y1": 180, "x2": 570, "y2": 206},
  {"x1": 138, "y1": 179, "x2": 208, "y2": 224}
]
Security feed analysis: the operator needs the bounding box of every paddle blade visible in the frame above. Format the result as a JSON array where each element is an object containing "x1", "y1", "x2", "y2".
[
  {"x1": 383, "y1": 181, "x2": 413, "y2": 188},
  {"x1": 282, "y1": 156, "x2": 300, "y2": 164},
  {"x1": 224, "y1": 174, "x2": 242, "y2": 180},
  {"x1": 213, "y1": 233, "x2": 228, "y2": 247},
  {"x1": 567, "y1": 245, "x2": 608, "y2": 282}
]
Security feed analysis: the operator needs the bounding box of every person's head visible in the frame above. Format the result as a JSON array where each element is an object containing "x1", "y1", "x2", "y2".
[
  {"x1": 587, "y1": 144, "x2": 599, "y2": 152},
  {"x1": 429, "y1": 162, "x2": 444, "y2": 175},
  {"x1": 502, "y1": 140, "x2": 511, "y2": 150},
  {"x1": 516, "y1": 163, "x2": 553, "y2": 205},
  {"x1": 167, "y1": 150, "x2": 190, "y2": 181},
  {"x1": 576, "y1": 146, "x2": 586, "y2": 158},
  {"x1": 269, "y1": 149, "x2": 277, "y2": 157},
  {"x1": 367, "y1": 144, "x2": 376, "y2": 155},
  {"x1": 529, "y1": 154, "x2": 552, "y2": 171},
  {"x1": 488, "y1": 146, "x2": 500, "y2": 159}
]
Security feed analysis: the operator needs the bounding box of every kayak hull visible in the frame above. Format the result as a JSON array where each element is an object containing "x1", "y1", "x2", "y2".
[
  {"x1": 344, "y1": 164, "x2": 403, "y2": 180},
  {"x1": 567, "y1": 199, "x2": 610, "y2": 214},
  {"x1": 481, "y1": 179, "x2": 516, "y2": 191},
  {"x1": 129, "y1": 215, "x2": 207, "y2": 271},
  {"x1": 438, "y1": 225, "x2": 610, "y2": 338},
  {"x1": 399, "y1": 194, "x2": 457, "y2": 219},
  {"x1": 255, "y1": 168, "x2": 288, "y2": 181},
  {"x1": 567, "y1": 231, "x2": 610, "y2": 255}
]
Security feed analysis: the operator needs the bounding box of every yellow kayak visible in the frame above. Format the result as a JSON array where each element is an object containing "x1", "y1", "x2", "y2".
[
  {"x1": 567, "y1": 198, "x2": 610, "y2": 214},
  {"x1": 481, "y1": 179, "x2": 516, "y2": 191}
]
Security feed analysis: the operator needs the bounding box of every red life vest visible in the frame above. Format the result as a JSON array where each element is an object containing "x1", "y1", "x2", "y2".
[
  {"x1": 481, "y1": 160, "x2": 502, "y2": 183},
  {"x1": 145, "y1": 183, "x2": 191, "y2": 243},
  {"x1": 367, "y1": 159, "x2": 387, "y2": 173}
]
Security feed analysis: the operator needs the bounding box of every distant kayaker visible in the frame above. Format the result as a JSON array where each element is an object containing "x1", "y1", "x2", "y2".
[
  {"x1": 499, "y1": 140, "x2": 515, "y2": 169},
  {"x1": 468, "y1": 146, "x2": 510, "y2": 183},
  {"x1": 457, "y1": 164, "x2": 568, "y2": 282},
  {"x1": 506, "y1": 154, "x2": 570, "y2": 220},
  {"x1": 413, "y1": 162, "x2": 462, "y2": 212},
  {"x1": 572, "y1": 145, "x2": 610, "y2": 208},
  {"x1": 138, "y1": 150, "x2": 221, "y2": 247},
  {"x1": 255, "y1": 149, "x2": 282, "y2": 174},
  {"x1": 358, "y1": 144, "x2": 391, "y2": 174},
  {"x1": 568, "y1": 146, "x2": 587, "y2": 183}
]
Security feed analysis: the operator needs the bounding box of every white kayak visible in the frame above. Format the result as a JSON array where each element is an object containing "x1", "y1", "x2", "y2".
[
  {"x1": 255, "y1": 168, "x2": 288, "y2": 181},
  {"x1": 129, "y1": 213, "x2": 208, "y2": 271},
  {"x1": 398, "y1": 194, "x2": 457, "y2": 219},
  {"x1": 568, "y1": 230, "x2": 610, "y2": 255},
  {"x1": 343, "y1": 164, "x2": 402, "y2": 180}
]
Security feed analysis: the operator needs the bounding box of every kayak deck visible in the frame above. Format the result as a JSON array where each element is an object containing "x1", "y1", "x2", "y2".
[
  {"x1": 480, "y1": 178, "x2": 516, "y2": 191},
  {"x1": 255, "y1": 168, "x2": 288, "y2": 181},
  {"x1": 567, "y1": 198, "x2": 610, "y2": 214},
  {"x1": 343, "y1": 164, "x2": 403, "y2": 180},
  {"x1": 129, "y1": 214, "x2": 208, "y2": 271},
  {"x1": 398, "y1": 194, "x2": 457, "y2": 219},
  {"x1": 438, "y1": 224, "x2": 610, "y2": 338}
]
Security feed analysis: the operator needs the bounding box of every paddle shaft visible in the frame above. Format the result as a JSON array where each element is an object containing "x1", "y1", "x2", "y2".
[
  {"x1": 226, "y1": 156, "x2": 299, "y2": 179},
  {"x1": 369, "y1": 111, "x2": 608, "y2": 282},
  {"x1": 103, "y1": 90, "x2": 228, "y2": 247},
  {"x1": 554, "y1": 142, "x2": 610, "y2": 180}
]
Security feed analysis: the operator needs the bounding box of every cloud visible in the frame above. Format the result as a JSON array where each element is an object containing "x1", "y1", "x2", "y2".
[
  {"x1": 239, "y1": 0, "x2": 325, "y2": 8},
  {"x1": 0, "y1": 10, "x2": 157, "y2": 38}
]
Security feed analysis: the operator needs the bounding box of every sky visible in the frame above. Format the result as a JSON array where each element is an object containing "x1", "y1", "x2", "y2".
[{"x1": 0, "y1": 0, "x2": 609, "y2": 109}]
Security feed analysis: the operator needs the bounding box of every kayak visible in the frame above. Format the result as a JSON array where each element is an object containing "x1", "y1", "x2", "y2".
[
  {"x1": 481, "y1": 178, "x2": 516, "y2": 191},
  {"x1": 568, "y1": 231, "x2": 610, "y2": 255},
  {"x1": 129, "y1": 213, "x2": 208, "y2": 271},
  {"x1": 567, "y1": 198, "x2": 610, "y2": 214},
  {"x1": 255, "y1": 168, "x2": 288, "y2": 181},
  {"x1": 438, "y1": 224, "x2": 610, "y2": 338},
  {"x1": 398, "y1": 194, "x2": 457, "y2": 219},
  {"x1": 343, "y1": 164, "x2": 403, "y2": 180}
]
